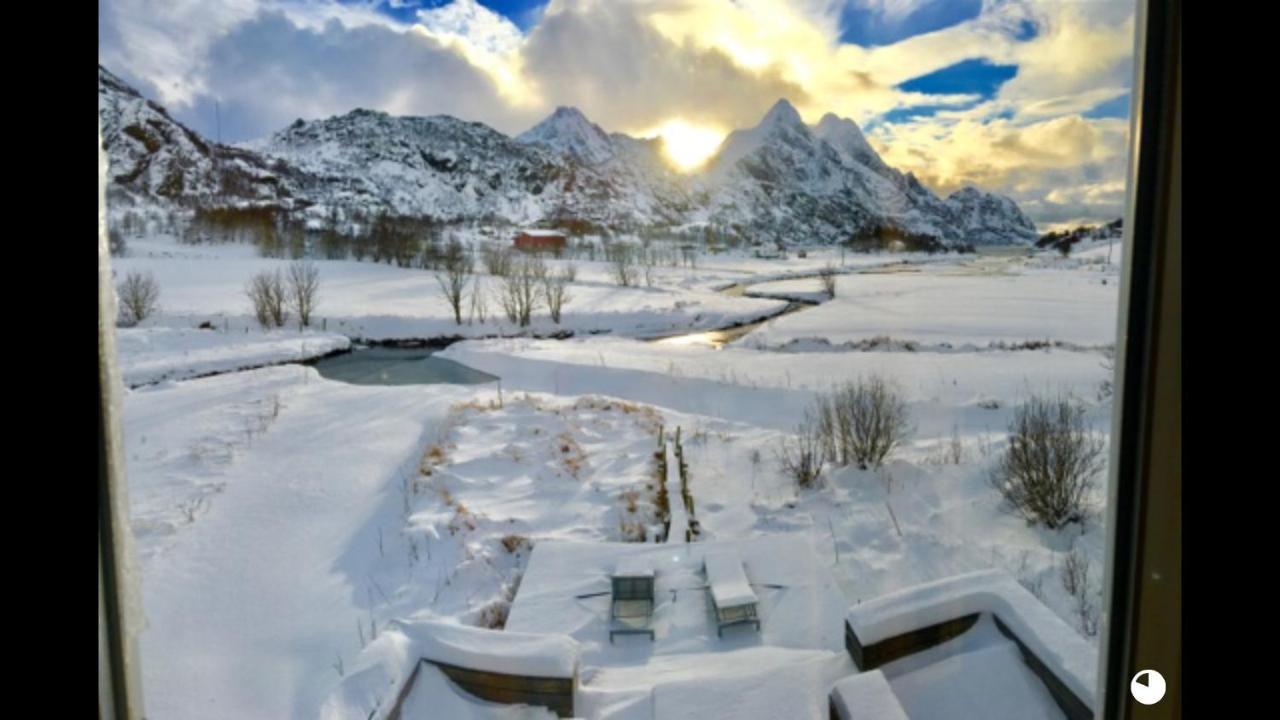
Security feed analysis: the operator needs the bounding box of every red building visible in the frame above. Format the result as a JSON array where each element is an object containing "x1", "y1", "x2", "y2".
[{"x1": 513, "y1": 229, "x2": 568, "y2": 252}]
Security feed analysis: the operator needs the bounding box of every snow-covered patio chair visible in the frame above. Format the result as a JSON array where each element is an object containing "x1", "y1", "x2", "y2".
[
  {"x1": 703, "y1": 551, "x2": 760, "y2": 637},
  {"x1": 609, "y1": 557, "x2": 655, "y2": 642}
]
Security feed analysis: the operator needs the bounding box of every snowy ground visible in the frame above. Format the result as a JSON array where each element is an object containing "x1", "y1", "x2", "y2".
[
  {"x1": 113, "y1": 233, "x2": 1119, "y2": 718},
  {"x1": 117, "y1": 326, "x2": 350, "y2": 386},
  {"x1": 122, "y1": 367, "x2": 480, "y2": 719},
  {"x1": 740, "y1": 256, "x2": 1119, "y2": 350}
]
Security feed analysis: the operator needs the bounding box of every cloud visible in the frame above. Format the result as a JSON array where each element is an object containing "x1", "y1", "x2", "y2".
[
  {"x1": 871, "y1": 113, "x2": 1130, "y2": 225},
  {"x1": 98, "y1": 0, "x2": 1138, "y2": 224},
  {"x1": 198, "y1": 10, "x2": 529, "y2": 139},
  {"x1": 520, "y1": 0, "x2": 810, "y2": 134}
]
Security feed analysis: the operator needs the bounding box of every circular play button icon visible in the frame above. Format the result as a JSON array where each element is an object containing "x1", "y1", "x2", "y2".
[{"x1": 1130, "y1": 669, "x2": 1166, "y2": 705}]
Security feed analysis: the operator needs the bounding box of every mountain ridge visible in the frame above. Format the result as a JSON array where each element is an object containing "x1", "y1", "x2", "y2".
[{"x1": 98, "y1": 68, "x2": 1037, "y2": 246}]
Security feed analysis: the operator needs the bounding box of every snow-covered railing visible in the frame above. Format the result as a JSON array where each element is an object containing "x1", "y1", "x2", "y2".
[
  {"x1": 843, "y1": 570, "x2": 1096, "y2": 720},
  {"x1": 829, "y1": 670, "x2": 909, "y2": 720},
  {"x1": 384, "y1": 620, "x2": 580, "y2": 719}
]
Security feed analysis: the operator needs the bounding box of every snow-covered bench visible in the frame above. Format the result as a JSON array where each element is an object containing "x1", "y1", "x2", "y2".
[
  {"x1": 844, "y1": 570, "x2": 1096, "y2": 720},
  {"x1": 385, "y1": 620, "x2": 580, "y2": 719},
  {"x1": 704, "y1": 551, "x2": 760, "y2": 637},
  {"x1": 829, "y1": 670, "x2": 909, "y2": 720},
  {"x1": 610, "y1": 557, "x2": 656, "y2": 642}
]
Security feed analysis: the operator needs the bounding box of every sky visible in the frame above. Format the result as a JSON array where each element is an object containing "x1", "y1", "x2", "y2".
[{"x1": 98, "y1": 0, "x2": 1137, "y2": 228}]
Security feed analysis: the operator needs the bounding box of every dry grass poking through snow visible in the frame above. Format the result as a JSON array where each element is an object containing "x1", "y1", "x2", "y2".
[{"x1": 372, "y1": 392, "x2": 668, "y2": 634}]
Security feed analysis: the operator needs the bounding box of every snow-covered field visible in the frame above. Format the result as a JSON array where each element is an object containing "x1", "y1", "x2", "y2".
[
  {"x1": 112, "y1": 236, "x2": 787, "y2": 342},
  {"x1": 741, "y1": 258, "x2": 1119, "y2": 349},
  {"x1": 111, "y1": 233, "x2": 1120, "y2": 718}
]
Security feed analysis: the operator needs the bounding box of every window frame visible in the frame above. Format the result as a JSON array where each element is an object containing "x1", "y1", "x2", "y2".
[{"x1": 97, "y1": 3, "x2": 1182, "y2": 716}]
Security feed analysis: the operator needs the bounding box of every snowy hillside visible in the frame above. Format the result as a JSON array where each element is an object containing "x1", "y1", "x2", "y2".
[
  {"x1": 99, "y1": 66, "x2": 1037, "y2": 246},
  {"x1": 97, "y1": 65, "x2": 296, "y2": 209}
]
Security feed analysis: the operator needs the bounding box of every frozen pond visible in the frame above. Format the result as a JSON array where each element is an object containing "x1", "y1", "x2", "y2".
[{"x1": 311, "y1": 345, "x2": 498, "y2": 386}]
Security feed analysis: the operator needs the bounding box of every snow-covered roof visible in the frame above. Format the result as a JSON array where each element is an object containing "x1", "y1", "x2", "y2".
[
  {"x1": 614, "y1": 556, "x2": 655, "y2": 578},
  {"x1": 703, "y1": 551, "x2": 757, "y2": 609},
  {"x1": 845, "y1": 569, "x2": 1097, "y2": 710},
  {"x1": 393, "y1": 619, "x2": 580, "y2": 679},
  {"x1": 830, "y1": 670, "x2": 909, "y2": 720},
  {"x1": 518, "y1": 229, "x2": 567, "y2": 238}
]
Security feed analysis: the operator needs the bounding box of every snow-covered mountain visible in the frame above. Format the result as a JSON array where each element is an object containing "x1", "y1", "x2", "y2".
[
  {"x1": 97, "y1": 65, "x2": 296, "y2": 208},
  {"x1": 696, "y1": 99, "x2": 1034, "y2": 245},
  {"x1": 516, "y1": 106, "x2": 616, "y2": 166},
  {"x1": 98, "y1": 66, "x2": 1037, "y2": 245},
  {"x1": 945, "y1": 186, "x2": 1039, "y2": 244}
]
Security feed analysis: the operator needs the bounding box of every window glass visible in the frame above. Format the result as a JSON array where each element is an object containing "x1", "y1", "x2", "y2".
[{"x1": 99, "y1": 1, "x2": 1139, "y2": 718}]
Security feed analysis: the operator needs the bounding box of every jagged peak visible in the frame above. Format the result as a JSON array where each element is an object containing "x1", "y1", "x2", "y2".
[
  {"x1": 516, "y1": 105, "x2": 614, "y2": 164},
  {"x1": 759, "y1": 98, "x2": 803, "y2": 128},
  {"x1": 948, "y1": 185, "x2": 984, "y2": 199}
]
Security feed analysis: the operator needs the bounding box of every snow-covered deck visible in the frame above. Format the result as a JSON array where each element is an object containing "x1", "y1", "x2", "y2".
[{"x1": 506, "y1": 536, "x2": 853, "y2": 715}]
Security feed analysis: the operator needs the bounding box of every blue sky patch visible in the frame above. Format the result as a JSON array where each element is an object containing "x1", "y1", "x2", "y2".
[
  {"x1": 1012, "y1": 18, "x2": 1038, "y2": 41},
  {"x1": 839, "y1": 0, "x2": 982, "y2": 47},
  {"x1": 362, "y1": 0, "x2": 544, "y2": 30},
  {"x1": 898, "y1": 59, "x2": 1018, "y2": 99},
  {"x1": 1083, "y1": 93, "x2": 1131, "y2": 119}
]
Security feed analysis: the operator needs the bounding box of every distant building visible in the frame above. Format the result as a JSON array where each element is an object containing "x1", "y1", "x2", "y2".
[{"x1": 514, "y1": 229, "x2": 568, "y2": 252}]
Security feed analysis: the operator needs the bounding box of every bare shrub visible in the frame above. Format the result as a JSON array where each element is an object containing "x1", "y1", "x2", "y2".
[
  {"x1": 606, "y1": 242, "x2": 637, "y2": 287},
  {"x1": 818, "y1": 263, "x2": 837, "y2": 297},
  {"x1": 500, "y1": 534, "x2": 530, "y2": 554},
  {"x1": 117, "y1": 269, "x2": 160, "y2": 326},
  {"x1": 813, "y1": 376, "x2": 911, "y2": 470},
  {"x1": 286, "y1": 259, "x2": 320, "y2": 327},
  {"x1": 1061, "y1": 546, "x2": 1099, "y2": 637},
  {"x1": 926, "y1": 425, "x2": 966, "y2": 466},
  {"x1": 496, "y1": 256, "x2": 544, "y2": 326},
  {"x1": 776, "y1": 411, "x2": 825, "y2": 489},
  {"x1": 435, "y1": 239, "x2": 473, "y2": 325},
  {"x1": 1061, "y1": 546, "x2": 1089, "y2": 597},
  {"x1": 246, "y1": 269, "x2": 289, "y2": 328},
  {"x1": 542, "y1": 267, "x2": 573, "y2": 324},
  {"x1": 992, "y1": 394, "x2": 1104, "y2": 529}
]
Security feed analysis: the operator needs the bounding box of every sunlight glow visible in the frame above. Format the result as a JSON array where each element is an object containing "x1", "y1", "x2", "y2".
[{"x1": 650, "y1": 119, "x2": 726, "y2": 172}]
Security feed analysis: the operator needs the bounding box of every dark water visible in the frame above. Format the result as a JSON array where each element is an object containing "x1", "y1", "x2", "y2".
[{"x1": 311, "y1": 346, "x2": 498, "y2": 386}]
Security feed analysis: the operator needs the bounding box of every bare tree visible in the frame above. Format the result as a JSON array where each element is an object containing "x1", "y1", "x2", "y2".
[
  {"x1": 991, "y1": 394, "x2": 1104, "y2": 528},
  {"x1": 481, "y1": 244, "x2": 514, "y2": 278},
  {"x1": 286, "y1": 259, "x2": 320, "y2": 328},
  {"x1": 435, "y1": 240, "x2": 473, "y2": 325},
  {"x1": 246, "y1": 269, "x2": 289, "y2": 328},
  {"x1": 642, "y1": 247, "x2": 657, "y2": 288},
  {"x1": 117, "y1": 270, "x2": 160, "y2": 326},
  {"x1": 496, "y1": 256, "x2": 544, "y2": 327},
  {"x1": 818, "y1": 263, "x2": 837, "y2": 297},
  {"x1": 542, "y1": 267, "x2": 573, "y2": 324}
]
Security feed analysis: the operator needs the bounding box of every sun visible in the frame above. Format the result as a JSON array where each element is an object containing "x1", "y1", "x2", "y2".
[{"x1": 651, "y1": 119, "x2": 725, "y2": 172}]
